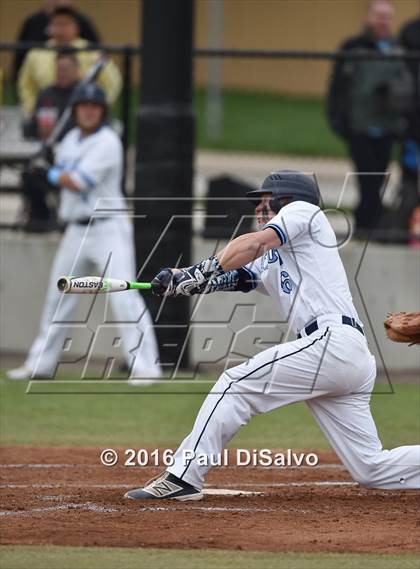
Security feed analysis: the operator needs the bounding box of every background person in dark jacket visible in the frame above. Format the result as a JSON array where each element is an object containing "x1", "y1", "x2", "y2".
[
  {"x1": 396, "y1": 16, "x2": 420, "y2": 243},
  {"x1": 23, "y1": 49, "x2": 80, "y2": 141},
  {"x1": 327, "y1": 0, "x2": 413, "y2": 238},
  {"x1": 12, "y1": 0, "x2": 99, "y2": 89},
  {"x1": 20, "y1": 49, "x2": 81, "y2": 232}
]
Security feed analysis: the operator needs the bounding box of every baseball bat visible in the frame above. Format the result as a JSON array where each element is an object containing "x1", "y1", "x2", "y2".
[{"x1": 57, "y1": 276, "x2": 152, "y2": 294}]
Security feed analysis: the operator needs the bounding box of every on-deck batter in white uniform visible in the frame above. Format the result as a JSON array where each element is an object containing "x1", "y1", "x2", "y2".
[
  {"x1": 8, "y1": 85, "x2": 160, "y2": 380},
  {"x1": 125, "y1": 170, "x2": 419, "y2": 500}
]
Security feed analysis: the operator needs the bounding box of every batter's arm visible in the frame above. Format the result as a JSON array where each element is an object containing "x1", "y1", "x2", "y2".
[
  {"x1": 152, "y1": 228, "x2": 280, "y2": 297},
  {"x1": 27, "y1": 166, "x2": 82, "y2": 193},
  {"x1": 54, "y1": 172, "x2": 80, "y2": 192},
  {"x1": 216, "y1": 228, "x2": 280, "y2": 271}
]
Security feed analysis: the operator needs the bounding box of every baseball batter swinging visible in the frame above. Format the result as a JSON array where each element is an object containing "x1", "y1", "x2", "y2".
[{"x1": 125, "y1": 171, "x2": 420, "y2": 500}]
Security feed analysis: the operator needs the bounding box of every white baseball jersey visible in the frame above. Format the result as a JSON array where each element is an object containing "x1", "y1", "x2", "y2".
[
  {"x1": 246, "y1": 201, "x2": 359, "y2": 333},
  {"x1": 55, "y1": 125, "x2": 124, "y2": 222}
]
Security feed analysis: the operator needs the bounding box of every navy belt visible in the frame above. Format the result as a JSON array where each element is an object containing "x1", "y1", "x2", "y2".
[
  {"x1": 297, "y1": 316, "x2": 364, "y2": 339},
  {"x1": 72, "y1": 217, "x2": 108, "y2": 226}
]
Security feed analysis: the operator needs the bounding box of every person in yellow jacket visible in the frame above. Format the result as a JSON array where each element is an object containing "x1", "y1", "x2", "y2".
[{"x1": 18, "y1": 6, "x2": 121, "y2": 117}]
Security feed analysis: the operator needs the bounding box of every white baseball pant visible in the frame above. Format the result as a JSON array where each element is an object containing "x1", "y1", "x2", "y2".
[
  {"x1": 167, "y1": 323, "x2": 420, "y2": 489},
  {"x1": 25, "y1": 217, "x2": 160, "y2": 378}
]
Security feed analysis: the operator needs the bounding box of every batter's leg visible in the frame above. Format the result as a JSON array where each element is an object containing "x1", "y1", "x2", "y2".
[
  {"x1": 167, "y1": 329, "x2": 335, "y2": 489},
  {"x1": 107, "y1": 291, "x2": 160, "y2": 378},
  {"x1": 307, "y1": 377, "x2": 420, "y2": 489},
  {"x1": 91, "y1": 219, "x2": 161, "y2": 378},
  {"x1": 25, "y1": 226, "x2": 91, "y2": 377}
]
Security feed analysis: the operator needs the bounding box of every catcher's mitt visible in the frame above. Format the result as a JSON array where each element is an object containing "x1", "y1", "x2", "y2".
[{"x1": 384, "y1": 312, "x2": 420, "y2": 345}]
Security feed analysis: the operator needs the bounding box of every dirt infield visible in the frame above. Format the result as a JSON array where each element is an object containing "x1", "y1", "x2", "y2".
[{"x1": 1, "y1": 446, "x2": 419, "y2": 554}]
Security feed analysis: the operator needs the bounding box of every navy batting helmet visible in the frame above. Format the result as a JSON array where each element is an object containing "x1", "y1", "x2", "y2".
[
  {"x1": 247, "y1": 170, "x2": 320, "y2": 213},
  {"x1": 71, "y1": 83, "x2": 107, "y2": 110}
]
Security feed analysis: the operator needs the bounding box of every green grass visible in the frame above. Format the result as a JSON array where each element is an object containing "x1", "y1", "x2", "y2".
[
  {"x1": 0, "y1": 546, "x2": 419, "y2": 569},
  {"x1": 0, "y1": 375, "x2": 418, "y2": 449},
  {"x1": 195, "y1": 89, "x2": 346, "y2": 157}
]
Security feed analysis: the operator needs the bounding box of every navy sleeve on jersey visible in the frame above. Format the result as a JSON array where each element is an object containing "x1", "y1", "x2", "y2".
[
  {"x1": 237, "y1": 266, "x2": 259, "y2": 292},
  {"x1": 263, "y1": 202, "x2": 311, "y2": 245},
  {"x1": 263, "y1": 222, "x2": 288, "y2": 245}
]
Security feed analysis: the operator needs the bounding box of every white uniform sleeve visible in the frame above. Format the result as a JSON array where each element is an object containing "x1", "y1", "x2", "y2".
[
  {"x1": 55, "y1": 131, "x2": 72, "y2": 164},
  {"x1": 68, "y1": 133, "x2": 122, "y2": 192},
  {"x1": 263, "y1": 201, "x2": 312, "y2": 246}
]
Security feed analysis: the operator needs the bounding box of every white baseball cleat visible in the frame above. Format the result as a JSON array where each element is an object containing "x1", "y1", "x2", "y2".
[
  {"x1": 124, "y1": 472, "x2": 203, "y2": 500},
  {"x1": 6, "y1": 366, "x2": 32, "y2": 380}
]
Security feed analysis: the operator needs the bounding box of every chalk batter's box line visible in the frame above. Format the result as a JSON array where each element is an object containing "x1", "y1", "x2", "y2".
[
  {"x1": 0, "y1": 504, "x2": 276, "y2": 517},
  {"x1": 0, "y1": 481, "x2": 359, "y2": 518},
  {"x1": 0, "y1": 463, "x2": 346, "y2": 470},
  {"x1": 0, "y1": 481, "x2": 356, "y2": 489}
]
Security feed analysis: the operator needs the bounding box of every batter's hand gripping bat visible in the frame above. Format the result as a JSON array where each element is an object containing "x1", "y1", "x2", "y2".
[{"x1": 57, "y1": 276, "x2": 152, "y2": 294}]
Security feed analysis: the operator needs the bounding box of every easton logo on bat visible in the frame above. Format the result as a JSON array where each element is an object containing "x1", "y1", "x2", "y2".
[
  {"x1": 73, "y1": 280, "x2": 104, "y2": 289},
  {"x1": 69, "y1": 277, "x2": 111, "y2": 292}
]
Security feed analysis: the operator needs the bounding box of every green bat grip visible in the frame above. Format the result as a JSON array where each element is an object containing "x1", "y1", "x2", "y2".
[{"x1": 128, "y1": 282, "x2": 152, "y2": 290}]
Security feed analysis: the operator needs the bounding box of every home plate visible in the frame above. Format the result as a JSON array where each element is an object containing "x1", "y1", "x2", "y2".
[{"x1": 203, "y1": 488, "x2": 264, "y2": 497}]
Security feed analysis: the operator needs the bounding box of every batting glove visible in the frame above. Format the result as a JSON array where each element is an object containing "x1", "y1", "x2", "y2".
[
  {"x1": 151, "y1": 268, "x2": 176, "y2": 296},
  {"x1": 151, "y1": 256, "x2": 224, "y2": 297}
]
